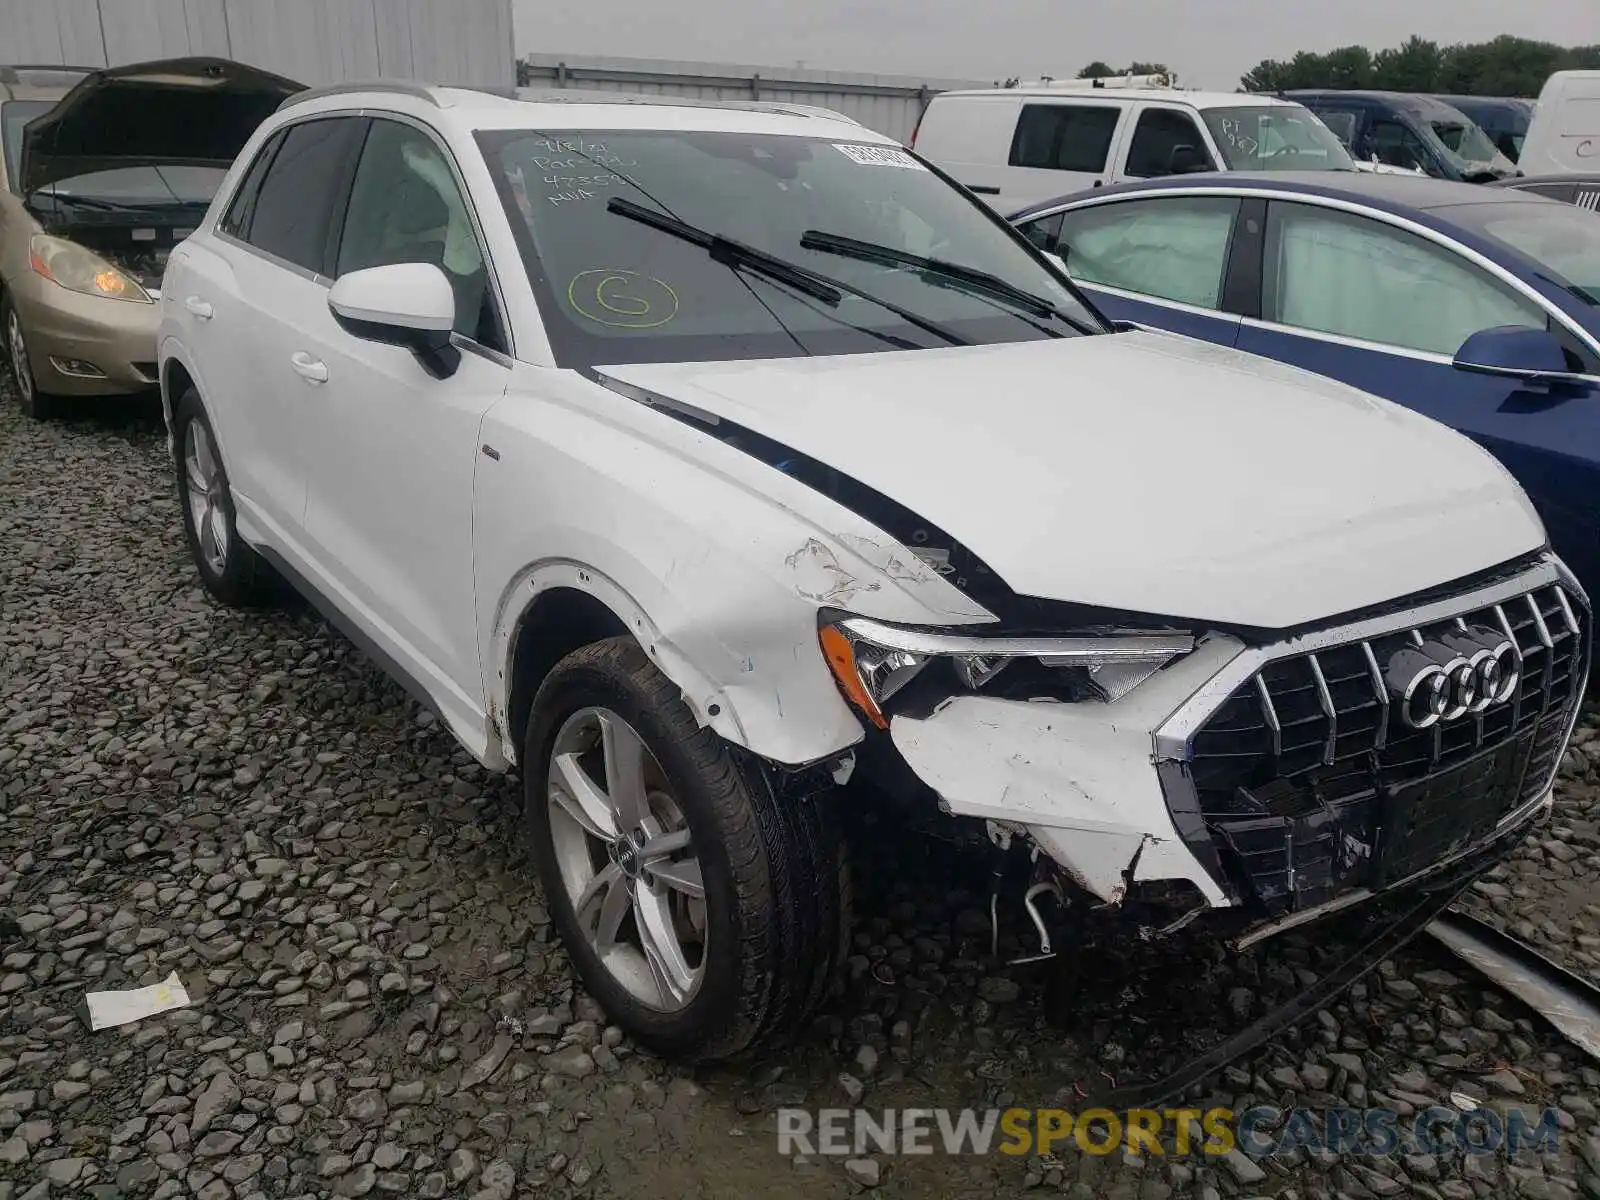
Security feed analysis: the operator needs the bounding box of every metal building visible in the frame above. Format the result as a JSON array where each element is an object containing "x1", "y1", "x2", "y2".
[
  {"x1": 0, "y1": 0, "x2": 516, "y2": 89},
  {"x1": 519, "y1": 53, "x2": 987, "y2": 144}
]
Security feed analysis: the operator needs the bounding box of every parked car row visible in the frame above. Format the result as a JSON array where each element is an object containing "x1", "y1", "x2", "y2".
[
  {"x1": 910, "y1": 84, "x2": 1402, "y2": 211},
  {"x1": 1286, "y1": 91, "x2": 1519, "y2": 182},
  {"x1": 2, "y1": 61, "x2": 1592, "y2": 1079}
]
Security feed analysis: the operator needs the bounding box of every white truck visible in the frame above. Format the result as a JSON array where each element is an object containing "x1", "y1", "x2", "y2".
[
  {"x1": 1521, "y1": 70, "x2": 1600, "y2": 178},
  {"x1": 912, "y1": 82, "x2": 1380, "y2": 211}
]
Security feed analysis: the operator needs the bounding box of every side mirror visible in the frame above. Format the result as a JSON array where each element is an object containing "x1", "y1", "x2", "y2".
[
  {"x1": 328, "y1": 262, "x2": 461, "y2": 380},
  {"x1": 1168, "y1": 144, "x2": 1208, "y2": 174},
  {"x1": 1453, "y1": 326, "x2": 1588, "y2": 386}
]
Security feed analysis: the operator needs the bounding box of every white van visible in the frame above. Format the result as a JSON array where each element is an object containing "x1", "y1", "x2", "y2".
[
  {"x1": 1521, "y1": 71, "x2": 1600, "y2": 177},
  {"x1": 911, "y1": 85, "x2": 1360, "y2": 210}
]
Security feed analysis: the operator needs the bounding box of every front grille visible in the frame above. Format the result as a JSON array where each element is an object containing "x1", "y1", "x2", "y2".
[{"x1": 1176, "y1": 577, "x2": 1586, "y2": 916}]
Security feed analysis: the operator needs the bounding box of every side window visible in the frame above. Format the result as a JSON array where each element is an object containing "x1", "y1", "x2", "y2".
[
  {"x1": 1262, "y1": 202, "x2": 1546, "y2": 355},
  {"x1": 1016, "y1": 211, "x2": 1064, "y2": 254},
  {"x1": 1124, "y1": 109, "x2": 1215, "y2": 177},
  {"x1": 218, "y1": 130, "x2": 285, "y2": 241},
  {"x1": 1008, "y1": 104, "x2": 1120, "y2": 173},
  {"x1": 336, "y1": 119, "x2": 503, "y2": 350},
  {"x1": 1368, "y1": 120, "x2": 1437, "y2": 175},
  {"x1": 1055, "y1": 196, "x2": 1241, "y2": 308},
  {"x1": 245, "y1": 118, "x2": 367, "y2": 274}
]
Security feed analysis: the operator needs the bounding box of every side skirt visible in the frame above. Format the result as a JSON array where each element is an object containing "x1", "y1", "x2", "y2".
[{"x1": 254, "y1": 544, "x2": 447, "y2": 728}]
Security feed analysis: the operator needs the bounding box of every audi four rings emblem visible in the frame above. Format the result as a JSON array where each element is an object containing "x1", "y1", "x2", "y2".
[{"x1": 1383, "y1": 625, "x2": 1520, "y2": 730}]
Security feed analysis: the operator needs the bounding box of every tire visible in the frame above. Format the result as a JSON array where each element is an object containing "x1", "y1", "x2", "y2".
[
  {"x1": 173, "y1": 388, "x2": 274, "y2": 607},
  {"x1": 3, "y1": 293, "x2": 57, "y2": 420},
  {"x1": 524, "y1": 636, "x2": 849, "y2": 1063}
]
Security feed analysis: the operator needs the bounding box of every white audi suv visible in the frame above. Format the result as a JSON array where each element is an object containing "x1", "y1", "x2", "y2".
[{"x1": 158, "y1": 83, "x2": 1587, "y2": 1093}]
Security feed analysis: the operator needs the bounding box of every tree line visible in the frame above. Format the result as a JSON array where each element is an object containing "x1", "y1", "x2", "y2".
[{"x1": 1233, "y1": 35, "x2": 1600, "y2": 98}]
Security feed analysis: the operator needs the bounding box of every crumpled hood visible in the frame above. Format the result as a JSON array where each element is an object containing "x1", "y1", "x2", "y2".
[
  {"x1": 601, "y1": 333, "x2": 1546, "y2": 629},
  {"x1": 20, "y1": 57, "x2": 303, "y2": 196}
]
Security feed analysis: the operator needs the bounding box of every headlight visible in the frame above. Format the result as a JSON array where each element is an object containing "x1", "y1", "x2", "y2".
[
  {"x1": 29, "y1": 234, "x2": 151, "y2": 303},
  {"x1": 818, "y1": 614, "x2": 1194, "y2": 729}
]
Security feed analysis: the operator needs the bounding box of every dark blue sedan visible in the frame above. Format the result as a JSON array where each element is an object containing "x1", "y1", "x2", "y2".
[{"x1": 1010, "y1": 173, "x2": 1600, "y2": 597}]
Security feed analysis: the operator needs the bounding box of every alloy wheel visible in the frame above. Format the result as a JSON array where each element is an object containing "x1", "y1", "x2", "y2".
[
  {"x1": 7, "y1": 309, "x2": 32, "y2": 406},
  {"x1": 183, "y1": 420, "x2": 231, "y2": 576},
  {"x1": 546, "y1": 706, "x2": 708, "y2": 1011}
]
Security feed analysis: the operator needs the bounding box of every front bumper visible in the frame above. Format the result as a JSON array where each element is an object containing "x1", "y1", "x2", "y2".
[
  {"x1": 1086, "y1": 803, "x2": 1535, "y2": 1109},
  {"x1": 11, "y1": 271, "x2": 159, "y2": 396},
  {"x1": 888, "y1": 553, "x2": 1588, "y2": 937}
]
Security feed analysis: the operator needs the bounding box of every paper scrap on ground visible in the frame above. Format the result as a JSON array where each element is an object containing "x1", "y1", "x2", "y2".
[{"x1": 85, "y1": 971, "x2": 191, "y2": 1031}]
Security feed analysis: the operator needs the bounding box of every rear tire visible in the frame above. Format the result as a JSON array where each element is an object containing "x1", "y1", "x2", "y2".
[
  {"x1": 173, "y1": 388, "x2": 274, "y2": 607},
  {"x1": 3, "y1": 294, "x2": 57, "y2": 420},
  {"x1": 524, "y1": 636, "x2": 849, "y2": 1062}
]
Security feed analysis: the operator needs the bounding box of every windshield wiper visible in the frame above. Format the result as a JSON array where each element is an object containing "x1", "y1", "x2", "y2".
[
  {"x1": 799, "y1": 230, "x2": 1096, "y2": 334},
  {"x1": 32, "y1": 192, "x2": 123, "y2": 211},
  {"x1": 31, "y1": 192, "x2": 204, "y2": 213},
  {"x1": 606, "y1": 198, "x2": 967, "y2": 346}
]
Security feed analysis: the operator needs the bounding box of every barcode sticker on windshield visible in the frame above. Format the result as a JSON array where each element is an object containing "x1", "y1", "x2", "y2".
[{"x1": 834, "y1": 143, "x2": 924, "y2": 169}]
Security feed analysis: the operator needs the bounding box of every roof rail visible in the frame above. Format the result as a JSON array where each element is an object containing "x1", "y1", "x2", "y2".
[
  {"x1": 1003, "y1": 72, "x2": 1173, "y2": 90},
  {"x1": 278, "y1": 79, "x2": 441, "y2": 110},
  {"x1": 0, "y1": 64, "x2": 98, "y2": 84}
]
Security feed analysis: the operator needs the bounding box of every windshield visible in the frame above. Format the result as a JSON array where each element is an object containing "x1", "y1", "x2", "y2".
[
  {"x1": 1, "y1": 100, "x2": 52, "y2": 194},
  {"x1": 1201, "y1": 106, "x2": 1355, "y2": 171},
  {"x1": 476, "y1": 128, "x2": 1098, "y2": 367},
  {"x1": 1413, "y1": 115, "x2": 1515, "y2": 178},
  {"x1": 1449, "y1": 201, "x2": 1600, "y2": 304},
  {"x1": 35, "y1": 165, "x2": 228, "y2": 205},
  {"x1": 1430, "y1": 118, "x2": 1503, "y2": 166}
]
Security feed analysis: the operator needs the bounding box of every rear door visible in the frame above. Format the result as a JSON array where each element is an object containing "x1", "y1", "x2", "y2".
[
  {"x1": 175, "y1": 115, "x2": 368, "y2": 544},
  {"x1": 1235, "y1": 199, "x2": 1600, "y2": 588},
  {"x1": 911, "y1": 93, "x2": 1023, "y2": 204},
  {"x1": 1017, "y1": 193, "x2": 1246, "y2": 344}
]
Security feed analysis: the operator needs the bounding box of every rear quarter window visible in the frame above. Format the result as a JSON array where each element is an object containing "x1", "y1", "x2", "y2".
[{"x1": 218, "y1": 130, "x2": 285, "y2": 241}]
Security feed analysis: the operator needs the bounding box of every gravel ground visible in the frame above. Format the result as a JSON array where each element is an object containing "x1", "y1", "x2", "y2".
[{"x1": 5, "y1": 391, "x2": 1600, "y2": 1200}]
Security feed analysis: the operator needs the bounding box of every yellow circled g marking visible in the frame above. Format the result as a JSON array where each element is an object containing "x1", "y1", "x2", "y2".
[{"x1": 567, "y1": 269, "x2": 680, "y2": 329}]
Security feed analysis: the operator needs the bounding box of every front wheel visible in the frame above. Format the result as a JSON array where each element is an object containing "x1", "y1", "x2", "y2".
[
  {"x1": 3, "y1": 295, "x2": 55, "y2": 419},
  {"x1": 524, "y1": 636, "x2": 849, "y2": 1062}
]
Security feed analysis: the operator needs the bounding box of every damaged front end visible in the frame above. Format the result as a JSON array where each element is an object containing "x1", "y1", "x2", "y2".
[
  {"x1": 826, "y1": 553, "x2": 1588, "y2": 966},
  {"x1": 820, "y1": 554, "x2": 1586, "y2": 1104}
]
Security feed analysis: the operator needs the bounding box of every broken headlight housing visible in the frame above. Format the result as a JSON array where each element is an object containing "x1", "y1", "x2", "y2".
[{"x1": 819, "y1": 614, "x2": 1194, "y2": 729}]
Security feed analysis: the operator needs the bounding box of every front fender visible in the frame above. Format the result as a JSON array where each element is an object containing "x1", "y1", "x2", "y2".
[
  {"x1": 477, "y1": 368, "x2": 996, "y2": 766},
  {"x1": 485, "y1": 556, "x2": 852, "y2": 763}
]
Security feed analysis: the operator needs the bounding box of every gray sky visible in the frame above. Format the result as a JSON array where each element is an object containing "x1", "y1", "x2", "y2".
[{"x1": 515, "y1": 0, "x2": 1593, "y2": 91}]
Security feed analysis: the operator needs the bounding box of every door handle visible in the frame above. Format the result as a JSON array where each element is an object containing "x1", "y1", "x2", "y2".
[
  {"x1": 290, "y1": 352, "x2": 329, "y2": 384},
  {"x1": 184, "y1": 296, "x2": 213, "y2": 320}
]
